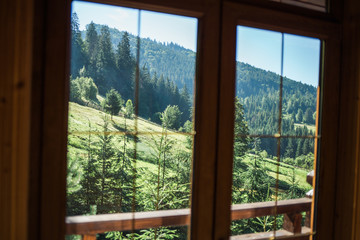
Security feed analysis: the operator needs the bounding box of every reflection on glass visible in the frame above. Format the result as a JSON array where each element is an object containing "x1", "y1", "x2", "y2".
[{"x1": 67, "y1": 1, "x2": 197, "y2": 239}]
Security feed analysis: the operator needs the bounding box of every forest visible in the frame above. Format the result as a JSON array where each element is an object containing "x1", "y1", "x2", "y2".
[{"x1": 67, "y1": 13, "x2": 316, "y2": 239}]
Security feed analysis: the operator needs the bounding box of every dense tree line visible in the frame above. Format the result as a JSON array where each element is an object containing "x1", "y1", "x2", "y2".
[
  {"x1": 70, "y1": 13, "x2": 192, "y2": 127},
  {"x1": 68, "y1": 13, "x2": 315, "y2": 239}
]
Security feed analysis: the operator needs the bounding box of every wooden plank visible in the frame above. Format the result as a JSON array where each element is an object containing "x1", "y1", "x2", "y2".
[
  {"x1": 190, "y1": 0, "x2": 221, "y2": 239},
  {"x1": 38, "y1": 0, "x2": 71, "y2": 240},
  {"x1": 214, "y1": 3, "x2": 238, "y2": 239},
  {"x1": 231, "y1": 227, "x2": 311, "y2": 240},
  {"x1": 312, "y1": 33, "x2": 341, "y2": 240},
  {"x1": 231, "y1": 229, "x2": 293, "y2": 239},
  {"x1": 66, "y1": 198, "x2": 311, "y2": 235},
  {"x1": 0, "y1": 0, "x2": 33, "y2": 239},
  {"x1": 223, "y1": 1, "x2": 340, "y2": 40},
  {"x1": 334, "y1": 1, "x2": 360, "y2": 240},
  {"x1": 283, "y1": 213, "x2": 302, "y2": 233},
  {"x1": 82, "y1": 234, "x2": 97, "y2": 240},
  {"x1": 231, "y1": 198, "x2": 311, "y2": 220},
  {"x1": 66, "y1": 209, "x2": 190, "y2": 235}
]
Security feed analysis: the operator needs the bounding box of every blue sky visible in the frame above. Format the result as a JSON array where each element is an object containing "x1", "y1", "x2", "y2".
[
  {"x1": 237, "y1": 26, "x2": 321, "y2": 86},
  {"x1": 72, "y1": 1, "x2": 320, "y2": 86},
  {"x1": 72, "y1": 1, "x2": 198, "y2": 51}
]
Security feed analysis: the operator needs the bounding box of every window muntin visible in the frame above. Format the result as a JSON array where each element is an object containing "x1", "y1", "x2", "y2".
[
  {"x1": 231, "y1": 25, "x2": 321, "y2": 236},
  {"x1": 67, "y1": 1, "x2": 197, "y2": 239}
]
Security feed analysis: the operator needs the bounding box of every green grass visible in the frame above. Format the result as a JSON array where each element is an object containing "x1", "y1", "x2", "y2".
[
  {"x1": 241, "y1": 154, "x2": 311, "y2": 193},
  {"x1": 294, "y1": 123, "x2": 316, "y2": 133},
  {"x1": 68, "y1": 102, "x2": 311, "y2": 198}
]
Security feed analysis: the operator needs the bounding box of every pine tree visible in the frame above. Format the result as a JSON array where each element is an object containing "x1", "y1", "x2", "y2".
[
  {"x1": 96, "y1": 25, "x2": 116, "y2": 94},
  {"x1": 85, "y1": 22, "x2": 99, "y2": 80},
  {"x1": 70, "y1": 12, "x2": 86, "y2": 78},
  {"x1": 104, "y1": 89, "x2": 123, "y2": 119},
  {"x1": 116, "y1": 32, "x2": 135, "y2": 100},
  {"x1": 234, "y1": 97, "x2": 249, "y2": 159},
  {"x1": 96, "y1": 117, "x2": 116, "y2": 213}
]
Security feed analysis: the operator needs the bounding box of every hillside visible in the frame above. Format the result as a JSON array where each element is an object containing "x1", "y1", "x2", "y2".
[{"x1": 67, "y1": 102, "x2": 311, "y2": 195}]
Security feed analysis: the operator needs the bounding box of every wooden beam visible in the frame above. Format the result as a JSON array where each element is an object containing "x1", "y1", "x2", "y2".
[
  {"x1": 283, "y1": 212, "x2": 302, "y2": 234},
  {"x1": 231, "y1": 227, "x2": 311, "y2": 240},
  {"x1": 66, "y1": 209, "x2": 191, "y2": 235},
  {"x1": 82, "y1": 234, "x2": 97, "y2": 240},
  {"x1": 66, "y1": 198, "x2": 311, "y2": 235},
  {"x1": 231, "y1": 198, "x2": 311, "y2": 220}
]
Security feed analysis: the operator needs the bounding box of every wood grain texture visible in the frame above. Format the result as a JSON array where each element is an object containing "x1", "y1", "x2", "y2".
[
  {"x1": 37, "y1": 0, "x2": 71, "y2": 240},
  {"x1": 190, "y1": 1, "x2": 221, "y2": 239},
  {"x1": 82, "y1": 234, "x2": 97, "y2": 240},
  {"x1": 231, "y1": 227, "x2": 311, "y2": 240},
  {"x1": 0, "y1": 0, "x2": 33, "y2": 239},
  {"x1": 66, "y1": 198, "x2": 311, "y2": 235},
  {"x1": 213, "y1": 4, "x2": 238, "y2": 240},
  {"x1": 224, "y1": 1, "x2": 340, "y2": 40},
  {"x1": 231, "y1": 198, "x2": 311, "y2": 220},
  {"x1": 334, "y1": 0, "x2": 360, "y2": 240},
  {"x1": 283, "y1": 213, "x2": 303, "y2": 233}
]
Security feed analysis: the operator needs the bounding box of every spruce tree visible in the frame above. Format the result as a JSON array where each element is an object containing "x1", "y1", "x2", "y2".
[
  {"x1": 104, "y1": 89, "x2": 123, "y2": 119},
  {"x1": 70, "y1": 12, "x2": 86, "y2": 78},
  {"x1": 85, "y1": 22, "x2": 99, "y2": 80}
]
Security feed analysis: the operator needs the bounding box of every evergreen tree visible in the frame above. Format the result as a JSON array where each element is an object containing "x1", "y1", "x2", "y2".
[
  {"x1": 124, "y1": 99, "x2": 134, "y2": 119},
  {"x1": 303, "y1": 108, "x2": 313, "y2": 124},
  {"x1": 96, "y1": 117, "x2": 116, "y2": 213},
  {"x1": 161, "y1": 105, "x2": 182, "y2": 130},
  {"x1": 79, "y1": 121, "x2": 99, "y2": 213},
  {"x1": 285, "y1": 138, "x2": 295, "y2": 159},
  {"x1": 70, "y1": 12, "x2": 86, "y2": 78},
  {"x1": 96, "y1": 25, "x2": 116, "y2": 94},
  {"x1": 234, "y1": 97, "x2": 249, "y2": 159},
  {"x1": 296, "y1": 109, "x2": 304, "y2": 123},
  {"x1": 116, "y1": 32, "x2": 135, "y2": 99},
  {"x1": 85, "y1": 22, "x2": 99, "y2": 79},
  {"x1": 104, "y1": 89, "x2": 123, "y2": 119}
]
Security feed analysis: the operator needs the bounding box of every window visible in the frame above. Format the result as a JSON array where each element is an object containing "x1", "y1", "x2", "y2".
[
  {"x1": 19, "y1": 0, "x2": 343, "y2": 239},
  {"x1": 230, "y1": 25, "x2": 321, "y2": 237},
  {"x1": 67, "y1": 2, "x2": 197, "y2": 239}
]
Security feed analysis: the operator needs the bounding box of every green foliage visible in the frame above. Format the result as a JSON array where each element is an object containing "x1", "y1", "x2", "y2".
[
  {"x1": 72, "y1": 75, "x2": 98, "y2": 101},
  {"x1": 67, "y1": 154, "x2": 82, "y2": 194},
  {"x1": 160, "y1": 105, "x2": 182, "y2": 130},
  {"x1": 296, "y1": 109, "x2": 304, "y2": 122},
  {"x1": 70, "y1": 12, "x2": 87, "y2": 78},
  {"x1": 234, "y1": 97, "x2": 249, "y2": 159},
  {"x1": 303, "y1": 108, "x2": 314, "y2": 124},
  {"x1": 124, "y1": 99, "x2": 134, "y2": 119},
  {"x1": 104, "y1": 89, "x2": 123, "y2": 117}
]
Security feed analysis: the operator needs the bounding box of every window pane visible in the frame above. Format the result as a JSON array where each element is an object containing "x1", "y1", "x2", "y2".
[
  {"x1": 236, "y1": 26, "x2": 282, "y2": 136},
  {"x1": 67, "y1": 2, "x2": 197, "y2": 239},
  {"x1": 232, "y1": 26, "x2": 320, "y2": 238},
  {"x1": 280, "y1": 138, "x2": 315, "y2": 200},
  {"x1": 282, "y1": 34, "x2": 321, "y2": 137}
]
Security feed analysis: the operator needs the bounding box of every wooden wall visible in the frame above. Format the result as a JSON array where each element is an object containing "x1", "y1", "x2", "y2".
[
  {"x1": 335, "y1": 0, "x2": 360, "y2": 239},
  {"x1": 1, "y1": 0, "x2": 360, "y2": 239},
  {"x1": 0, "y1": 0, "x2": 33, "y2": 239}
]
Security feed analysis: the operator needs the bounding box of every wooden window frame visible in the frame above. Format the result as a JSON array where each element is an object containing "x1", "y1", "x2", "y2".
[
  {"x1": 4, "y1": 0, "x2": 360, "y2": 240},
  {"x1": 216, "y1": 2, "x2": 341, "y2": 239}
]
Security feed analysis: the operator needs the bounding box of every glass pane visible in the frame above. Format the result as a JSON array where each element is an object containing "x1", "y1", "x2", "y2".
[
  {"x1": 282, "y1": 34, "x2": 321, "y2": 137},
  {"x1": 67, "y1": 2, "x2": 197, "y2": 239},
  {"x1": 233, "y1": 25, "x2": 320, "y2": 238},
  {"x1": 236, "y1": 26, "x2": 282, "y2": 136},
  {"x1": 233, "y1": 137, "x2": 278, "y2": 205}
]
